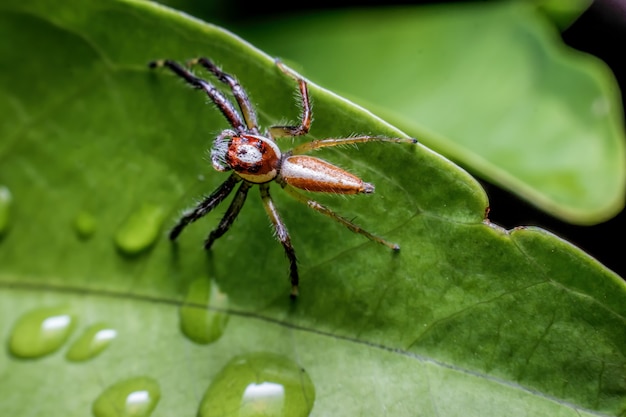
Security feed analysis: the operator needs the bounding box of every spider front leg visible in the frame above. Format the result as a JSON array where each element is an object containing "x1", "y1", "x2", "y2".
[
  {"x1": 170, "y1": 174, "x2": 241, "y2": 241},
  {"x1": 260, "y1": 183, "x2": 299, "y2": 298},
  {"x1": 149, "y1": 59, "x2": 247, "y2": 132},
  {"x1": 186, "y1": 57, "x2": 259, "y2": 132},
  {"x1": 269, "y1": 60, "x2": 312, "y2": 139}
]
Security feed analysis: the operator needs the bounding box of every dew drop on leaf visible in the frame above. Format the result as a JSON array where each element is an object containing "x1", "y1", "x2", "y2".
[
  {"x1": 114, "y1": 204, "x2": 165, "y2": 255},
  {"x1": 179, "y1": 278, "x2": 229, "y2": 344},
  {"x1": 8, "y1": 306, "x2": 76, "y2": 359},
  {"x1": 65, "y1": 323, "x2": 117, "y2": 362},
  {"x1": 73, "y1": 210, "x2": 97, "y2": 239},
  {"x1": 92, "y1": 376, "x2": 160, "y2": 417},
  {"x1": 0, "y1": 185, "x2": 12, "y2": 236},
  {"x1": 198, "y1": 352, "x2": 315, "y2": 417}
]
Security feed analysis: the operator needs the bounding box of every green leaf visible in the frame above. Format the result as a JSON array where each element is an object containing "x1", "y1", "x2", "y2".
[
  {"x1": 235, "y1": 2, "x2": 626, "y2": 225},
  {"x1": 530, "y1": 0, "x2": 593, "y2": 28},
  {"x1": 0, "y1": 1, "x2": 624, "y2": 416}
]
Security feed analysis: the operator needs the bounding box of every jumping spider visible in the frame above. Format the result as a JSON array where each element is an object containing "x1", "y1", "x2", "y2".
[{"x1": 149, "y1": 57, "x2": 417, "y2": 298}]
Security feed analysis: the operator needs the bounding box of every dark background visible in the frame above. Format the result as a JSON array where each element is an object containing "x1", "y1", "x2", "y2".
[{"x1": 184, "y1": 0, "x2": 626, "y2": 278}]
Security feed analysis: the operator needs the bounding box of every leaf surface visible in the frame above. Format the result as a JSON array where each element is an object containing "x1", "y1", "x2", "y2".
[{"x1": 0, "y1": 1, "x2": 625, "y2": 416}]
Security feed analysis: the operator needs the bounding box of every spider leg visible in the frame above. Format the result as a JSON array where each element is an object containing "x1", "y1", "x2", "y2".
[
  {"x1": 149, "y1": 59, "x2": 246, "y2": 131},
  {"x1": 283, "y1": 185, "x2": 400, "y2": 251},
  {"x1": 186, "y1": 57, "x2": 259, "y2": 132},
  {"x1": 260, "y1": 183, "x2": 299, "y2": 298},
  {"x1": 204, "y1": 181, "x2": 252, "y2": 250},
  {"x1": 170, "y1": 174, "x2": 241, "y2": 241},
  {"x1": 290, "y1": 136, "x2": 418, "y2": 155},
  {"x1": 269, "y1": 59, "x2": 312, "y2": 139}
]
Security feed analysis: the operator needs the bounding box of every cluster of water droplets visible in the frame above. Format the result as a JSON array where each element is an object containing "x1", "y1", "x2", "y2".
[
  {"x1": 3, "y1": 188, "x2": 315, "y2": 416},
  {"x1": 7, "y1": 296, "x2": 315, "y2": 416},
  {"x1": 8, "y1": 305, "x2": 116, "y2": 361}
]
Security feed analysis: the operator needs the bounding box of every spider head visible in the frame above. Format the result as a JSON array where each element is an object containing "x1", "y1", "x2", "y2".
[{"x1": 211, "y1": 130, "x2": 282, "y2": 184}]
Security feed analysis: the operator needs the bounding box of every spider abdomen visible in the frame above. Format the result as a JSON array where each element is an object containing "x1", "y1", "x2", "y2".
[{"x1": 279, "y1": 155, "x2": 374, "y2": 194}]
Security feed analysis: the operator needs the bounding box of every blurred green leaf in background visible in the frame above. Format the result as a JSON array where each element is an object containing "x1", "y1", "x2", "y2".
[{"x1": 233, "y1": 1, "x2": 625, "y2": 225}]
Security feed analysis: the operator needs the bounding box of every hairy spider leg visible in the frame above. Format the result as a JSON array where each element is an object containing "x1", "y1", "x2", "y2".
[
  {"x1": 169, "y1": 174, "x2": 241, "y2": 240},
  {"x1": 290, "y1": 135, "x2": 418, "y2": 155},
  {"x1": 187, "y1": 57, "x2": 259, "y2": 132},
  {"x1": 283, "y1": 185, "x2": 400, "y2": 251},
  {"x1": 148, "y1": 59, "x2": 246, "y2": 132},
  {"x1": 260, "y1": 183, "x2": 299, "y2": 298},
  {"x1": 204, "y1": 181, "x2": 252, "y2": 249},
  {"x1": 269, "y1": 59, "x2": 312, "y2": 139}
]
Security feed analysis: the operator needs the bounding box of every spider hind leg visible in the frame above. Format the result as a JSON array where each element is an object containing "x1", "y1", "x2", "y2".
[{"x1": 284, "y1": 185, "x2": 400, "y2": 251}]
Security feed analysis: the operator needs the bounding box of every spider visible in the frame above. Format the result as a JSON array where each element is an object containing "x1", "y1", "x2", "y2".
[{"x1": 149, "y1": 57, "x2": 417, "y2": 298}]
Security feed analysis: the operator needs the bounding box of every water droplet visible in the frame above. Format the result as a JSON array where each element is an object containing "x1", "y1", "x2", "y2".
[
  {"x1": 198, "y1": 352, "x2": 315, "y2": 417},
  {"x1": 0, "y1": 185, "x2": 12, "y2": 236},
  {"x1": 66, "y1": 323, "x2": 117, "y2": 362},
  {"x1": 179, "y1": 279, "x2": 229, "y2": 344},
  {"x1": 8, "y1": 306, "x2": 76, "y2": 359},
  {"x1": 73, "y1": 210, "x2": 97, "y2": 239},
  {"x1": 92, "y1": 376, "x2": 160, "y2": 417},
  {"x1": 114, "y1": 204, "x2": 165, "y2": 255}
]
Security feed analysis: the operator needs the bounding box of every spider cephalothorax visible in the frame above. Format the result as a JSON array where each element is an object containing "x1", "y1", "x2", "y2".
[
  {"x1": 149, "y1": 57, "x2": 417, "y2": 298},
  {"x1": 211, "y1": 131, "x2": 281, "y2": 183}
]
